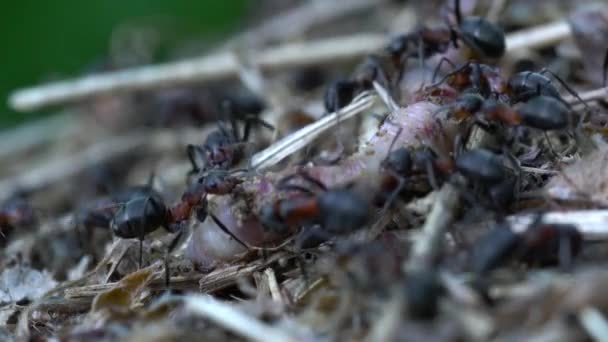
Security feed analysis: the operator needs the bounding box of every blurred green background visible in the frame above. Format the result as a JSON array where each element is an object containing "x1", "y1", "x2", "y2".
[{"x1": 0, "y1": 0, "x2": 249, "y2": 129}]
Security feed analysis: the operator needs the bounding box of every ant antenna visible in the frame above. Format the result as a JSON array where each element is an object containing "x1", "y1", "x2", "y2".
[{"x1": 454, "y1": 0, "x2": 463, "y2": 25}]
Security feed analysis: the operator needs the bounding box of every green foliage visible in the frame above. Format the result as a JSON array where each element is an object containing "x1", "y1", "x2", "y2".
[{"x1": 0, "y1": 0, "x2": 248, "y2": 128}]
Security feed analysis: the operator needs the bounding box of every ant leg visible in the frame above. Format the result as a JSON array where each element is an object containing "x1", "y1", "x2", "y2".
[
  {"x1": 379, "y1": 170, "x2": 406, "y2": 214},
  {"x1": 242, "y1": 115, "x2": 275, "y2": 142},
  {"x1": 427, "y1": 61, "x2": 472, "y2": 89},
  {"x1": 277, "y1": 171, "x2": 327, "y2": 193},
  {"x1": 164, "y1": 228, "x2": 184, "y2": 289},
  {"x1": 558, "y1": 233, "x2": 573, "y2": 271},
  {"x1": 454, "y1": 0, "x2": 463, "y2": 25},
  {"x1": 538, "y1": 68, "x2": 591, "y2": 111},
  {"x1": 209, "y1": 213, "x2": 250, "y2": 250},
  {"x1": 431, "y1": 57, "x2": 457, "y2": 83},
  {"x1": 186, "y1": 144, "x2": 206, "y2": 175}
]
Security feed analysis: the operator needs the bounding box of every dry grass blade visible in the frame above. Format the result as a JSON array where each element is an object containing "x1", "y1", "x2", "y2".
[
  {"x1": 184, "y1": 294, "x2": 305, "y2": 342},
  {"x1": 9, "y1": 19, "x2": 572, "y2": 112},
  {"x1": 251, "y1": 92, "x2": 377, "y2": 170},
  {"x1": 509, "y1": 210, "x2": 608, "y2": 240}
]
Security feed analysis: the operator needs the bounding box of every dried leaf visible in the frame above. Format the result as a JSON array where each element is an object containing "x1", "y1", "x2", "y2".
[{"x1": 91, "y1": 264, "x2": 157, "y2": 313}]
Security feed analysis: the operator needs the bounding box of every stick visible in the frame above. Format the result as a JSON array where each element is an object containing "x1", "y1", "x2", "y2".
[
  {"x1": 250, "y1": 92, "x2": 377, "y2": 170},
  {"x1": 184, "y1": 295, "x2": 302, "y2": 342},
  {"x1": 565, "y1": 86, "x2": 608, "y2": 105},
  {"x1": 509, "y1": 210, "x2": 608, "y2": 241},
  {"x1": 404, "y1": 178, "x2": 463, "y2": 272},
  {"x1": 9, "y1": 19, "x2": 572, "y2": 112},
  {"x1": 9, "y1": 34, "x2": 385, "y2": 112}
]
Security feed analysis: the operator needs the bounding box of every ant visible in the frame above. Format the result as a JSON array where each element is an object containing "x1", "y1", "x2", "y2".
[
  {"x1": 374, "y1": 144, "x2": 454, "y2": 211},
  {"x1": 445, "y1": 92, "x2": 574, "y2": 131},
  {"x1": 259, "y1": 171, "x2": 371, "y2": 238},
  {"x1": 186, "y1": 105, "x2": 274, "y2": 174},
  {"x1": 506, "y1": 69, "x2": 591, "y2": 107},
  {"x1": 78, "y1": 172, "x2": 247, "y2": 268},
  {"x1": 470, "y1": 217, "x2": 582, "y2": 274},
  {"x1": 323, "y1": 55, "x2": 391, "y2": 113},
  {"x1": 426, "y1": 60, "x2": 506, "y2": 98},
  {"x1": 387, "y1": 0, "x2": 505, "y2": 70},
  {"x1": 0, "y1": 192, "x2": 38, "y2": 246},
  {"x1": 405, "y1": 269, "x2": 443, "y2": 320},
  {"x1": 454, "y1": 148, "x2": 519, "y2": 211}
]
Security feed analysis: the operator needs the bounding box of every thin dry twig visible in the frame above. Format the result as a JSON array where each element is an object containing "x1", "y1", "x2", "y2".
[
  {"x1": 579, "y1": 307, "x2": 608, "y2": 342},
  {"x1": 509, "y1": 210, "x2": 608, "y2": 240},
  {"x1": 9, "y1": 19, "x2": 572, "y2": 112},
  {"x1": 184, "y1": 294, "x2": 304, "y2": 342},
  {"x1": 404, "y1": 178, "x2": 463, "y2": 272},
  {"x1": 10, "y1": 34, "x2": 385, "y2": 111},
  {"x1": 250, "y1": 92, "x2": 377, "y2": 170}
]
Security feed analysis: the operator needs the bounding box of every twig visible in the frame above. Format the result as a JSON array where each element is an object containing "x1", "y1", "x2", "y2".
[
  {"x1": 9, "y1": 34, "x2": 385, "y2": 111},
  {"x1": 404, "y1": 178, "x2": 463, "y2": 272},
  {"x1": 505, "y1": 19, "x2": 571, "y2": 51},
  {"x1": 9, "y1": 19, "x2": 572, "y2": 112},
  {"x1": 228, "y1": 0, "x2": 380, "y2": 47},
  {"x1": 184, "y1": 295, "x2": 303, "y2": 342},
  {"x1": 250, "y1": 92, "x2": 377, "y2": 170},
  {"x1": 579, "y1": 307, "x2": 608, "y2": 342},
  {"x1": 565, "y1": 86, "x2": 608, "y2": 105},
  {"x1": 264, "y1": 268, "x2": 284, "y2": 306},
  {"x1": 0, "y1": 131, "x2": 147, "y2": 202},
  {"x1": 0, "y1": 127, "x2": 204, "y2": 201},
  {"x1": 509, "y1": 210, "x2": 608, "y2": 241}
]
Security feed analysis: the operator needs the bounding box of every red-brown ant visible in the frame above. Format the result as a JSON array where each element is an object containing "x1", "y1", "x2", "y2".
[
  {"x1": 454, "y1": 148, "x2": 519, "y2": 210},
  {"x1": 187, "y1": 107, "x2": 274, "y2": 173},
  {"x1": 323, "y1": 55, "x2": 391, "y2": 113},
  {"x1": 428, "y1": 60, "x2": 506, "y2": 98},
  {"x1": 470, "y1": 217, "x2": 583, "y2": 274},
  {"x1": 259, "y1": 171, "x2": 371, "y2": 237},
  {"x1": 0, "y1": 192, "x2": 38, "y2": 246},
  {"x1": 387, "y1": 0, "x2": 505, "y2": 69}
]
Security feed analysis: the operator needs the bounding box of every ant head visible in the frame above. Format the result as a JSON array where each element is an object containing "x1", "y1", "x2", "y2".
[
  {"x1": 454, "y1": 0, "x2": 506, "y2": 59},
  {"x1": 383, "y1": 147, "x2": 412, "y2": 175},
  {"x1": 259, "y1": 203, "x2": 289, "y2": 235}
]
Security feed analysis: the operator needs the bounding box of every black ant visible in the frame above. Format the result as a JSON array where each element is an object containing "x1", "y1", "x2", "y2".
[
  {"x1": 323, "y1": 55, "x2": 391, "y2": 113},
  {"x1": 187, "y1": 106, "x2": 274, "y2": 174},
  {"x1": 405, "y1": 269, "x2": 443, "y2": 320},
  {"x1": 77, "y1": 172, "x2": 247, "y2": 269},
  {"x1": 387, "y1": 0, "x2": 505, "y2": 70},
  {"x1": 454, "y1": 148, "x2": 519, "y2": 211},
  {"x1": 374, "y1": 145, "x2": 455, "y2": 210},
  {"x1": 0, "y1": 192, "x2": 38, "y2": 246},
  {"x1": 470, "y1": 217, "x2": 583, "y2": 274},
  {"x1": 427, "y1": 60, "x2": 506, "y2": 98},
  {"x1": 507, "y1": 69, "x2": 590, "y2": 113},
  {"x1": 259, "y1": 171, "x2": 371, "y2": 238}
]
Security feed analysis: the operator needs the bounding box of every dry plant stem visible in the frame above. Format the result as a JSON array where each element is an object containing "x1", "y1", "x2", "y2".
[
  {"x1": 505, "y1": 19, "x2": 571, "y2": 51},
  {"x1": 0, "y1": 131, "x2": 146, "y2": 201},
  {"x1": 251, "y1": 92, "x2": 377, "y2": 170},
  {"x1": 565, "y1": 86, "x2": 608, "y2": 105},
  {"x1": 10, "y1": 34, "x2": 385, "y2": 111},
  {"x1": 264, "y1": 268, "x2": 284, "y2": 305},
  {"x1": 10, "y1": 19, "x2": 571, "y2": 112},
  {"x1": 184, "y1": 295, "x2": 301, "y2": 342},
  {"x1": 509, "y1": 210, "x2": 608, "y2": 241},
  {"x1": 0, "y1": 112, "x2": 76, "y2": 160},
  {"x1": 228, "y1": 0, "x2": 379, "y2": 47},
  {"x1": 405, "y1": 179, "x2": 463, "y2": 272},
  {"x1": 579, "y1": 307, "x2": 608, "y2": 341}
]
